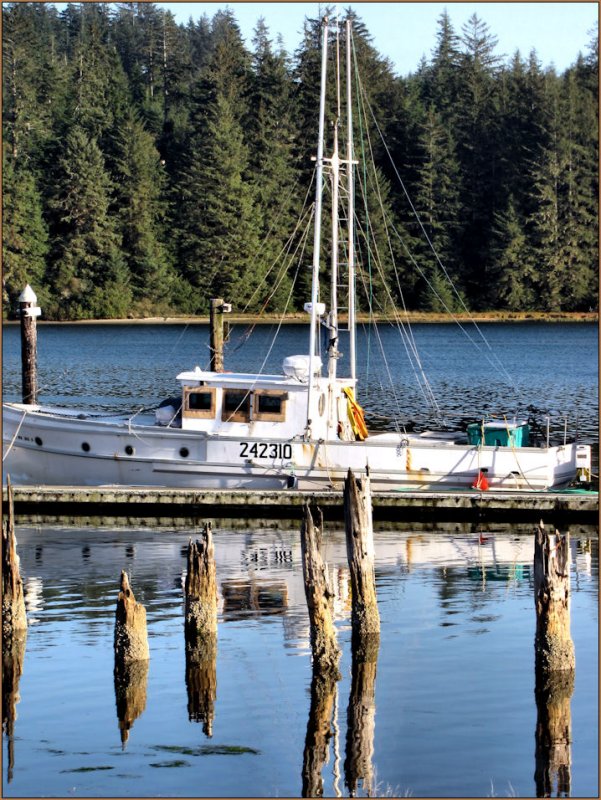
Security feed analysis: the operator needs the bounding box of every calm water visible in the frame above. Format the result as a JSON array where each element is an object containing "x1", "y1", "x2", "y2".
[
  {"x1": 2, "y1": 321, "x2": 599, "y2": 443},
  {"x1": 2, "y1": 323, "x2": 599, "y2": 796},
  {"x1": 2, "y1": 524, "x2": 598, "y2": 797}
]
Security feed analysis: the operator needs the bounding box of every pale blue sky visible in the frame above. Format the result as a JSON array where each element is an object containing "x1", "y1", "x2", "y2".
[{"x1": 155, "y1": 2, "x2": 598, "y2": 74}]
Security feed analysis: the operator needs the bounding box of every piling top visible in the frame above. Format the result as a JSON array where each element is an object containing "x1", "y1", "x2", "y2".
[{"x1": 18, "y1": 285, "x2": 37, "y2": 304}]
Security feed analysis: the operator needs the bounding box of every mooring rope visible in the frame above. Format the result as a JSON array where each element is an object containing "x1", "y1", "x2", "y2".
[{"x1": 2, "y1": 408, "x2": 28, "y2": 462}]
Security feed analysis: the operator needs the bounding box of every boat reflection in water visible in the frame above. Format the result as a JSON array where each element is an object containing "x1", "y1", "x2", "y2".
[{"x1": 4, "y1": 524, "x2": 598, "y2": 798}]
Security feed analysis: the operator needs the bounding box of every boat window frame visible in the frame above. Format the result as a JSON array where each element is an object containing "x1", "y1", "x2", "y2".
[
  {"x1": 253, "y1": 390, "x2": 288, "y2": 422},
  {"x1": 182, "y1": 386, "x2": 217, "y2": 419},
  {"x1": 222, "y1": 389, "x2": 251, "y2": 423}
]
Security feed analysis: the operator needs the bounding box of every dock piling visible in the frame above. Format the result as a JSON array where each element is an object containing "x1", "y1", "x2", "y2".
[
  {"x1": 2, "y1": 476, "x2": 28, "y2": 640},
  {"x1": 184, "y1": 524, "x2": 218, "y2": 645},
  {"x1": 184, "y1": 523, "x2": 218, "y2": 736},
  {"x1": 533, "y1": 520, "x2": 575, "y2": 796},
  {"x1": 209, "y1": 298, "x2": 230, "y2": 372},
  {"x1": 300, "y1": 504, "x2": 341, "y2": 676},
  {"x1": 343, "y1": 469, "x2": 380, "y2": 637},
  {"x1": 114, "y1": 570, "x2": 150, "y2": 663},
  {"x1": 534, "y1": 521, "x2": 575, "y2": 673},
  {"x1": 18, "y1": 285, "x2": 41, "y2": 405}
]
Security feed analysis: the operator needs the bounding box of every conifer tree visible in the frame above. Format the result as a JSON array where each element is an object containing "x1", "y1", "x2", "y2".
[
  {"x1": 489, "y1": 196, "x2": 536, "y2": 309},
  {"x1": 245, "y1": 19, "x2": 299, "y2": 311},
  {"x1": 113, "y1": 112, "x2": 177, "y2": 312},
  {"x1": 411, "y1": 106, "x2": 463, "y2": 311},
  {"x1": 2, "y1": 155, "x2": 49, "y2": 314},
  {"x1": 47, "y1": 126, "x2": 131, "y2": 319}
]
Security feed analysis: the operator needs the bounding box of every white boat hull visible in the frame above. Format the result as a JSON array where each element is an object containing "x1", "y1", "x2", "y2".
[{"x1": 2, "y1": 403, "x2": 589, "y2": 492}]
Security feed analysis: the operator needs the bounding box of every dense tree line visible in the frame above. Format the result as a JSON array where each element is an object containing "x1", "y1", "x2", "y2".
[{"x1": 2, "y1": 2, "x2": 598, "y2": 319}]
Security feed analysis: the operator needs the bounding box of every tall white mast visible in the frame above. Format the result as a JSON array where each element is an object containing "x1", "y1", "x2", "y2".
[
  {"x1": 346, "y1": 19, "x2": 357, "y2": 387},
  {"x1": 306, "y1": 16, "x2": 329, "y2": 429},
  {"x1": 327, "y1": 68, "x2": 341, "y2": 382}
]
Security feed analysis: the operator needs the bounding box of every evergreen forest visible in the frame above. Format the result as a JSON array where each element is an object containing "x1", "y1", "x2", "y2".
[{"x1": 3, "y1": 2, "x2": 598, "y2": 320}]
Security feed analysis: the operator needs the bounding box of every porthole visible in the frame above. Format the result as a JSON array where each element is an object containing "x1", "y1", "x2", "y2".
[
  {"x1": 35, "y1": 436, "x2": 43, "y2": 447},
  {"x1": 81, "y1": 442, "x2": 90, "y2": 452},
  {"x1": 125, "y1": 445, "x2": 134, "y2": 456},
  {"x1": 180, "y1": 447, "x2": 189, "y2": 458}
]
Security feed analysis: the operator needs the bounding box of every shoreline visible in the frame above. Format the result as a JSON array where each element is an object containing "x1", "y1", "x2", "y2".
[{"x1": 3, "y1": 311, "x2": 598, "y2": 325}]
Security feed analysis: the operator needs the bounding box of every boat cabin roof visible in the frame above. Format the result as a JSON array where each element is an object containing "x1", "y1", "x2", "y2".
[{"x1": 176, "y1": 368, "x2": 303, "y2": 391}]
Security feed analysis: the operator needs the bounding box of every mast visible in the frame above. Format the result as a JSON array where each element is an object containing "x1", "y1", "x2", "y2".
[
  {"x1": 327, "y1": 106, "x2": 340, "y2": 381},
  {"x1": 346, "y1": 19, "x2": 357, "y2": 387},
  {"x1": 306, "y1": 16, "x2": 329, "y2": 429}
]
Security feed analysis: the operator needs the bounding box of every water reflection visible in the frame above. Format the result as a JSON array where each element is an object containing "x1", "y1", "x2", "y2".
[
  {"x1": 5, "y1": 525, "x2": 598, "y2": 798},
  {"x1": 114, "y1": 659, "x2": 149, "y2": 748},
  {"x1": 302, "y1": 670, "x2": 339, "y2": 798},
  {"x1": 185, "y1": 638, "x2": 217, "y2": 737},
  {"x1": 534, "y1": 670, "x2": 574, "y2": 797},
  {"x1": 2, "y1": 633, "x2": 26, "y2": 784},
  {"x1": 221, "y1": 579, "x2": 288, "y2": 621},
  {"x1": 344, "y1": 633, "x2": 379, "y2": 797}
]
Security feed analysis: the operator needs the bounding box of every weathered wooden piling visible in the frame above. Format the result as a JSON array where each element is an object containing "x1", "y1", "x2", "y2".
[
  {"x1": 534, "y1": 521, "x2": 575, "y2": 673},
  {"x1": 209, "y1": 297, "x2": 230, "y2": 372},
  {"x1": 184, "y1": 524, "x2": 218, "y2": 736},
  {"x1": 114, "y1": 658, "x2": 149, "y2": 748},
  {"x1": 114, "y1": 570, "x2": 150, "y2": 663},
  {"x1": 185, "y1": 524, "x2": 218, "y2": 645},
  {"x1": 2, "y1": 477, "x2": 28, "y2": 640},
  {"x1": 533, "y1": 520, "x2": 574, "y2": 796},
  {"x1": 18, "y1": 284, "x2": 41, "y2": 405},
  {"x1": 343, "y1": 469, "x2": 380, "y2": 638},
  {"x1": 300, "y1": 504, "x2": 341, "y2": 676}
]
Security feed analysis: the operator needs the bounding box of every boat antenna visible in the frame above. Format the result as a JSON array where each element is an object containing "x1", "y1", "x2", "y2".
[{"x1": 306, "y1": 15, "x2": 329, "y2": 428}]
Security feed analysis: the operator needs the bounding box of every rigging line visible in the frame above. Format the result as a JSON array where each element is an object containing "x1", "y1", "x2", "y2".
[
  {"x1": 229, "y1": 206, "x2": 315, "y2": 356},
  {"x1": 351, "y1": 59, "x2": 443, "y2": 417},
  {"x1": 353, "y1": 230, "x2": 434, "y2": 429},
  {"x1": 239, "y1": 172, "x2": 314, "y2": 315},
  {"x1": 351, "y1": 108, "x2": 443, "y2": 419},
  {"x1": 257, "y1": 202, "x2": 317, "y2": 312},
  {"x1": 356, "y1": 275, "x2": 408, "y2": 435},
  {"x1": 361, "y1": 88, "x2": 517, "y2": 389},
  {"x1": 350, "y1": 39, "x2": 438, "y2": 414},
  {"x1": 356, "y1": 147, "x2": 442, "y2": 418},
  {"x1": 353, "y1": 212, "x2": 433, "y2": 405},
  {"x1": 221, "y1": 252, "x2": 307, "y2": 423},
  {"x1": 387, "y1": 222, "x2": 522, "y2": 402}
]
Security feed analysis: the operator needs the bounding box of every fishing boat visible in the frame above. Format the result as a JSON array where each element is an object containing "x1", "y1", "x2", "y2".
[{"x1": 2, "y1": 18, "x2": 592, "y2": 492}]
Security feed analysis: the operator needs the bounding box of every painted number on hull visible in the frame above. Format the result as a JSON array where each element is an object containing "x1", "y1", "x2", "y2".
[{"x1": 240, "y1": 442, "x2": 292, "y2": 459}]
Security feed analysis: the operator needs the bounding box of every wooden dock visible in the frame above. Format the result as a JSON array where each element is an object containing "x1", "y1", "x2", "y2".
[{"x1": 2, "y1": 485, "x2": 598, "y2": 524}]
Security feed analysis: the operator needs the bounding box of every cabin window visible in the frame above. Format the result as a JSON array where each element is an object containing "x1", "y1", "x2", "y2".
[
  {"x1": 183, "y1": 387, "x2": 216, "y2": 419},
  {"x1": 253, "y1": 391, "x2": 288, "y2": 422},
  {"x1": 222, "y1": 389, "x2": 251, "y2": 422}
]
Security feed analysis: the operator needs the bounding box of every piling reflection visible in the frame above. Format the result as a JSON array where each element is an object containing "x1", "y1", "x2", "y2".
[
  {"x1": 185, "y1": 635, "x2": 217, "y2": 737},
  {"x1": 2, "y1": 632, "x2": 27, "y2": 783},
  {"x1": 534, "y1": 669, "x2": 574, "y2": 797},
  {"x1": 302, "y1": 667, "x2": 339, "y2": 798},
  {"x1": 344, "y1": 632, "x2": 380, "y2": 797},
  {"x1": 113, "y1": 658, "x2": 149, "y2": 748}
]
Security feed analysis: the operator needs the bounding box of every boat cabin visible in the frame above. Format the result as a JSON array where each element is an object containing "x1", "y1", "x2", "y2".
[{"x1": 160, "y1": 356, "x2": 360, "y2": 442}]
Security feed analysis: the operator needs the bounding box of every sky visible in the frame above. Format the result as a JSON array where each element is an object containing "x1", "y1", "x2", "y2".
[{"x1": 152, "y1": 2, "x2": 599, "y2": 74}]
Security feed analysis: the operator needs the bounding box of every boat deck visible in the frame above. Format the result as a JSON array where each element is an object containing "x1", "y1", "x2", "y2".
[{"x1": 3, "y1": 485, "x2": 598, "y2": 525}]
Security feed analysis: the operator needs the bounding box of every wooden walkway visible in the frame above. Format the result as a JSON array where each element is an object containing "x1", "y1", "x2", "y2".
[{"x1": 2, "y1": 485, "x2": 598, "y2": 524}]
